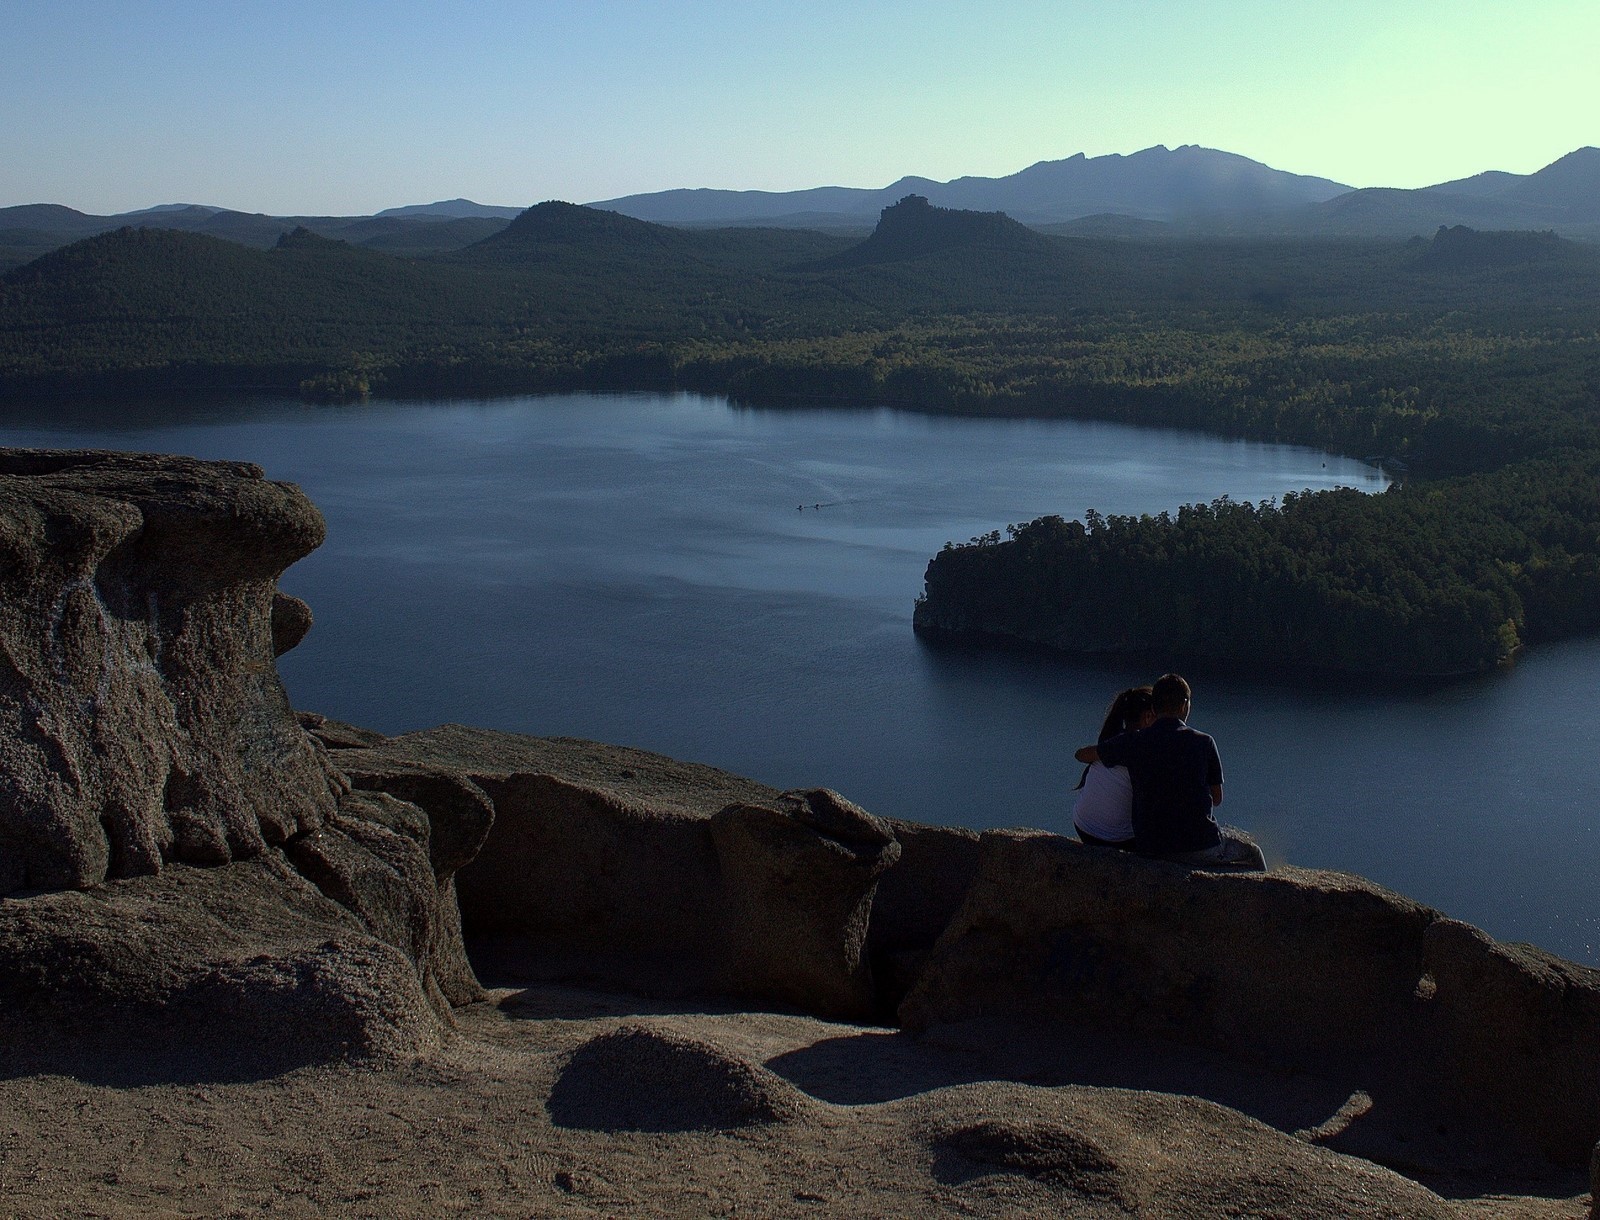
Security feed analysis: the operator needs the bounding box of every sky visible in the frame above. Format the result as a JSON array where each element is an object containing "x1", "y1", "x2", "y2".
[{"x1": 3, "y1": 0, "x2": 1597, "y2": 215}]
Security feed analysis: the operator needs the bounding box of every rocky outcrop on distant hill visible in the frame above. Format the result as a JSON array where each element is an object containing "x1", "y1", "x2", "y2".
[
  {"x1": 0, "y1": 450, "x2": 488, "y2": 1067},
  {"x1": 799, "y1": 194, "x2": 1053, "y2": 270}
]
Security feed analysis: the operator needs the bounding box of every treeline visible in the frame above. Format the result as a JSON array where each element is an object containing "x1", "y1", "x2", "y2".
[
  {"x1": 5, "y1": 208, "x2": 1600, "y2": 673},
  {"x1": 916, "y1": 450, "x2": 1600, "y2": 675}
]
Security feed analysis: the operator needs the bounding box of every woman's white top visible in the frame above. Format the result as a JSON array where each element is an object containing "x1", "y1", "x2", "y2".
[{"x1": 1072, "y1": 760, "x2": 1135, "y2": 842}]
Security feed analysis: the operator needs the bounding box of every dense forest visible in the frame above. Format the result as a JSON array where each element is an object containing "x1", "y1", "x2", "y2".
[{"x1": 3, "y1": 196, "x2": 1599, "y2": 674}]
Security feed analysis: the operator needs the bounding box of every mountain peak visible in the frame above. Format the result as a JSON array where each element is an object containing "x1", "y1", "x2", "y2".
[{"x1": 799, "y1": 195, "x2": 1046, "y2": 270}]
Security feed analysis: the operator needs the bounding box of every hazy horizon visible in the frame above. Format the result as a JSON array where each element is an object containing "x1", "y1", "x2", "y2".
[{"x1": 4, "y1": 0, "x2": 1596, "y2": 215}]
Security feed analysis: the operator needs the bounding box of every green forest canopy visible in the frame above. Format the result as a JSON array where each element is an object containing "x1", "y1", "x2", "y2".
[{"x1": 3, "y1": 200, "x2": 1599, "y2": 674}]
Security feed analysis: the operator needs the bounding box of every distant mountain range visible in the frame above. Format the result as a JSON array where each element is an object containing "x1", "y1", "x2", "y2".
[
  {"x1": 3, "y1": 146, "x2": 1597, "y2": 274},
  {"x1": 592, "y1": 145, "x2": 1600, "y2": 238},
  {"x1": 590, "y1": 145, "x2": 1351, "y2": 226},
  {"x1": 0, "y1": 200, "x2": 519, "y2": 273}
]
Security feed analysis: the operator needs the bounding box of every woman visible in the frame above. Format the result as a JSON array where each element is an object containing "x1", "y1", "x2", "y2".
[{"x1": 1072, "y1": 685, "x2": 1154, "y2": 849}]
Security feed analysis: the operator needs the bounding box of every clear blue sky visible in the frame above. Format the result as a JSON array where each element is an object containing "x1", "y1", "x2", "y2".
[{"x1": 3, "y1": 0, "x2": 1596, "y2": 214}]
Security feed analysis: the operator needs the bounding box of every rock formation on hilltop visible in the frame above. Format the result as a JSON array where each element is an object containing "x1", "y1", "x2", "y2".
[{"x1": 798, "y1": 194, "x2": 1053, "y2": 270}]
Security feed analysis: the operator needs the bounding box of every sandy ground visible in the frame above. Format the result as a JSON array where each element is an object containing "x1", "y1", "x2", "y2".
[{"x1": 0, "y1": 983, "x2": 1591, "y2": 1219}]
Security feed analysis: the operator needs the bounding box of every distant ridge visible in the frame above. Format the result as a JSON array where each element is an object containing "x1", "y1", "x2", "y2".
[
  {"x1": 1276, "y1": 147, "x2": 1600, "y2": 238},
  {"x1": 375, "y1": 198, "x2": 523, "y2": 220},
  {"x1": 590, "y1": 145, "x2": 1350, "y2": 227},
  {"x1": 4, "y1": 145, "x2": 1599, "y2": 278}
]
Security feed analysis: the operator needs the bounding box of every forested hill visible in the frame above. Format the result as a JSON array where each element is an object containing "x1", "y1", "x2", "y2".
[{"x1": 4, "y1": 202, "x2": 1600, "y2": 675}]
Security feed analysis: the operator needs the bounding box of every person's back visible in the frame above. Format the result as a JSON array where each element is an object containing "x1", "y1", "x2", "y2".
[
  {"x1": 1072, "y1": 685, "x2": 1154, "y2": 848},
  {"x1": 1098, "y1": 713, "x2": 1222, "y2": 854}
]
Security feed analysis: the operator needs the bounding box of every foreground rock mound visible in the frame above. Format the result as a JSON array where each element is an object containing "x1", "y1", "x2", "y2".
[
  {"x1": 0, "y1": 858, "x2": 436, "y2": 1076},
  {"x1": 903, "y1": 1082, "x2": 1459, "y2": 1219},
  {"x1": 930, "y1": 1116, "x2": 1126, "y2": 1199},
  {"x1": 547, "y1": 1024, "x2": 808, "y2": 1132},
  {"x1": 0, "y1": 450, "x2": 489, "y2": 1065}
]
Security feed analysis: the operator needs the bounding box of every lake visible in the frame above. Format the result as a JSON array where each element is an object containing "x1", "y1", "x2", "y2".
[{"x1": 2, "y1": 391, "x2": 1594, "y2": 966}]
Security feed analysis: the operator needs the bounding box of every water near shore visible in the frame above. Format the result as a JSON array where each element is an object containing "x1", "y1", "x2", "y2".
[{"x1": 3, "y1": 391, "x2": 1594, "y2": 964}]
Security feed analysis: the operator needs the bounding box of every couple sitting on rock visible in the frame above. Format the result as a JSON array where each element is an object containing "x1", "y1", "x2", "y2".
[{"x1": 1072, "y1": 673, "x2": 1265, "y2": 870}]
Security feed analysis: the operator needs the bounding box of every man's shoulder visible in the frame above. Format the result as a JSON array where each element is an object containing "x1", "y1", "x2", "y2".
[{"x1": 1177, "y1": 723, "x2": 1221, "y2": 758}]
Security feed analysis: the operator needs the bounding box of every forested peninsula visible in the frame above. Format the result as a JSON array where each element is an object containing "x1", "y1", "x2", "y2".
[{"x1": 4, "y1": 195, "x2": 1600, "y2": 676}]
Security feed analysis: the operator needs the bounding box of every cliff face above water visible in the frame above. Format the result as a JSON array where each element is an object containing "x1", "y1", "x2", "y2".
[{"x1": 0, "y1": 449, "x2": 1595, "y2": 1210}]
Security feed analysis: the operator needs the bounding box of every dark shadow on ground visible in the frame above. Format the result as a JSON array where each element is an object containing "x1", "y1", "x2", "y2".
[
  {"x1": 0, "y1": 1029, "x2": 332, "y2": 1087},
  {"x1": 765, "y1": 1016, "x2": 1589, "y2": 1206}
]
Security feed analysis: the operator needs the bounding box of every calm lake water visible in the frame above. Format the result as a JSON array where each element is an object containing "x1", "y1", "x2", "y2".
[{"x1": 3, "y1": 392, "x2": 1594, "y2": 966}]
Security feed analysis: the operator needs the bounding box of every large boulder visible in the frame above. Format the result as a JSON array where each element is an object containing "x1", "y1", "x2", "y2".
[
  {"x1": 0, "y1": 449, "x2": 337, "y2": 891},
  {"x1": 866, "y1": 818, "x2": 982, "y2": 1008},
  {"x1": 900, "y1": 830, "x2": 1600, "y2": 1169},
  {"x1": 0, "y1": 450, "x2": 487, "y2": 1060},
  {"x1": 332, "y1": 726, "x2": 900, "y2": 1020},
  {"x1": 711, "y1": 789, "x2": 899, "y2": 1018},
  {"x1": 0, "y1": 856, "x2": 437, "y2": 1075}
]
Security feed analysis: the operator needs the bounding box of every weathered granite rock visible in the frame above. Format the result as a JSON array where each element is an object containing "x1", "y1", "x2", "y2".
[
  {"x1": 299, "y1": 710, "x2": 388, "y2": 750},
  {"x1": 867, "y1": 819, "x2": 982, "y2": 1007},
  {"x1": 0, "y1": 449, "x2": 337, "y2": 892},
  {"x1": 333, "y1": 726, "x2": 896, "y2": 1020},
  {"x1": 0, "y1": 450, "x2": 486, "y2": 1051},
  {"x1": 270, "y1": 591, "x2": 313, "y2": 657},
  {"x1": 1417, "y1": 916, "x2": 1600, "y2": 1167},
  {"x1": 301, "y1": 740, "x2": 496, "y2": 1007},
  {"x1": 711, "y1": 789, "x2": 899, "y2": 1019},
  {"x1": 899, "y1": 829, "x2": 1600, "y2": 1168},
  {"x1": 0, "y1": 856, "x2": 437, "y2": 1072}
]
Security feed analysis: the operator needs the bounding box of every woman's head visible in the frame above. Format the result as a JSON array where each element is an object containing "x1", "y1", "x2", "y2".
[{"x1": 1098, "y1": 685, "x2": 1154, "y2": 742}]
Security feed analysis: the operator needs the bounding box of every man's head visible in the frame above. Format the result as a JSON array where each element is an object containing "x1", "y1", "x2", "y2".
[{"x1": 1152, "y1": 672, "x2": 1191, "y2": 718}]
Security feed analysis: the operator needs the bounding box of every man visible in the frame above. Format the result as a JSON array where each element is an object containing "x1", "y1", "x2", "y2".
[{"x1": 1074, "y1": 673, "x2": 1263, "y2": 869}]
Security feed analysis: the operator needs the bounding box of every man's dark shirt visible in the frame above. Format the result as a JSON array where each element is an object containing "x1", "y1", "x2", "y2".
[{"x1": 1097, "y1": 717, "x2": 1223, "y2": 854}]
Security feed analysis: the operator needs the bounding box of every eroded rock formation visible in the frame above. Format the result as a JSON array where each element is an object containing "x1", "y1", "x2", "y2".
[
  {"x1": 0, "y1": 450, "x2": 335, "y2": 889},
  {"x1": 0, "y1": 450, "x2": 487, "y2": 1065}
]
